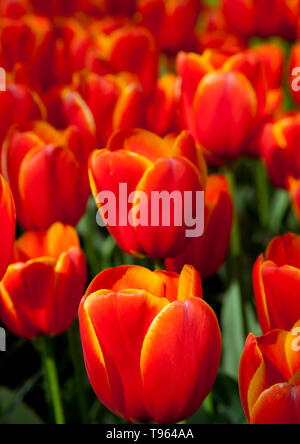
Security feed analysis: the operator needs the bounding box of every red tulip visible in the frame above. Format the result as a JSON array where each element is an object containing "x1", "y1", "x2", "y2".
[
  {"x1": 137, "y1": 0, "x2": 201, "y2": 53},
  {"x1": 89, "y1": 26, "x2": 158, "y2": 98},
  {"x1": 146, "y1": 73, "x2": 180, "y2": 136},
  {"x1": 166, "y1": 174, "x2": 233, "y2": 278},
  {"x1": 253, "y1": 233, "x2": 300, "y2": 333},
  {"x1": 177, "y1": 49, "x2": 274, "y2": 162},
  {"x1": 79, "y1": 264, "x2": 222, "y2": 424},
  {"x1": 223, "y1": 0, "x2": 300, "y2": 41},
  {"x1": 260, "y1": 114, "x2": 300, "y2": 189},
  {"x1": 0, "y1": 83, "x2": 43, "y2": 146},
  {"x1": 0, "y1": 175, "x2": 15, "y2": 281},
  {"x1": 0, "y1": 14, "x2": 54, "y2": 92},
  {"x1": 239, "y1": 322, "x2": 300, "y2": 424},
  {"x1": 2, "y1": 121, "x2": 91, "y2": 230},
  {"x1": 65, "y1": 71, "x2": 144, "y2": 148},
  {"x1": 0, "y1": 223, "x2": 87, "y2": 339},
  {"x1": 89, "y1": 129, "x2": 207, "y2": 260}
]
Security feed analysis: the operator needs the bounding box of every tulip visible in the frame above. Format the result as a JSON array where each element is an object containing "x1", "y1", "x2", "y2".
[
  {"x1": 0, "y1": 83, "x2": 43, "y2": 145},
  {"x1": 79, "y1": 264, "x2": 222, "y2": 424},
  {"x1": 0, "y1": 223, "x2": 87, "y2": 339},
  {"x1": 65, "y1": 71, "x2": 144, "y2": 148},
  {"x1": 177, "y1": 49, "x2": 274, "y2": 162},
  {"x1": 239, "y1": 322, "x2": 300, "y2": 424},
  {"x1": 260, "y1": 114, "x2": 300, "y2": 189},
  {"x1": 101, "y1": 0, "x2": 137, "y2": 16},
  {"x1": 146, "y1": 73, "x2": 180, "y2": 136},
  {"x1": 89, "y1": 26, "x2": 158, "y2": 98},
  {"x1": 0, "y1": 175, "x2": 15, "y2": 281},
  {"x1": 0, "y1": 14, "x2": 54, "y2": 92},
  {"x1": 137, "y1": 0, "x2": 201, "y2": 53},
  {"x1": 2, "y1": 121, "x2": 91, "y2": 230},
  {"x1": 166, "y1": 174, "x2": 233, "y2": 278},
  {"x1": 222, "y1": 0, "x2": 300, "y2": 41},
  {"x1": 253, "y1": 233, "x2": 300, "y2": 333},
  {"x1": 89, "y1": 129, "x2": 207, "y2": 260}
]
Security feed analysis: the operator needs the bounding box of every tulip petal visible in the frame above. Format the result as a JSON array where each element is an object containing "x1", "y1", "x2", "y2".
[
  {"x1": 141, "y1": 297, "x2": 221, "y2": 424},
  {"x1": 82, "y1": 289, "x2": 169, "y2": 422}
]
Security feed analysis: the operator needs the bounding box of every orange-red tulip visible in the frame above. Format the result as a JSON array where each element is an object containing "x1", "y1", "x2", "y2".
[
  {"x1": 223, "y1": 0, "x2": 300, "y2": 41},
  {"x1": 0, "y1": 83, "x2": 43, "y2": 146},
  {"x1": 146, "y1": 73, "x2": 180, "y2": 136},
  {"x1": 89, "y1": 26, "x2": 158, "y2": 98},
  {"x1": 0, "y1": 175, "x2": 15, "y2": 281},
  {"x1": 2, "y1": 121, "x2": 90, "y2": 230},
  {"x1": 177, "y1": 49, "x2": 275, "y2": 162},
  {"x1": 79, "y1": 264, "x2": 222, "y2": 424},
  {"x1": 239, "y1": 322, "x2": 300, "y2": 424},
  {"x1": 0, "y1": 223, "x2": 87, "y2": 339},
  {"x1": 65, "y1": 71, "x2": 144, "y2": 148},
  {"x1": 253, "y1": 233, "x2": 300, "y2": 334},
  {"x1": 260, "y1": 115, "x2": 300, "y2": 189},
  {"x1": 0, "y1": 14, "x2": 54, "y2": 92},
  {"x1": 89, "y1": 129, "x2": 207, "y2": 260},
  {"x1": 137, "y1": 0, "x2": 201, "y2": 53},
  {"x1": 166, "y1": 174, "x2": 233, "y2": 278}
]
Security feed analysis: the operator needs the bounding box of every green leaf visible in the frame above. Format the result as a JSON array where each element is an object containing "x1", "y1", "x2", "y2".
[
  {"x1": 221, "y1": 283, "x2": 245, "y2": 380},
  {"x1": 0, "y1": 386, "x2": 44, "y2": 424}
]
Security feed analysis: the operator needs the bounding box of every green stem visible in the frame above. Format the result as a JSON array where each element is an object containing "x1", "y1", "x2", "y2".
[
  {"x1": 254, "y1": 160, "x2": 270, "y2": 230},
  {"x1": 226, "y1": 167, "x2": 249, "y2": 340},
  {"x1": 67, "y1": 323, "x2": 89, "y2": 424},
  {"x1": 40, "y1": 337, "x2": 65, "y2": 425},
  {"x1": 203, "y1": 393, "x2": 214, "y2": 416}
]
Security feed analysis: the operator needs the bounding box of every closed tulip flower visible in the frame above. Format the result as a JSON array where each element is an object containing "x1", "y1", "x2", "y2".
[
  {"x1": 146, "y1": 73, "x2": 180, "y2": 136},
  {"x1": 89, "y1": 26, "x2": 158, "y2": 98},
  {"x1": 0, "y1": 83, "x2": 43, "y2": 145},
  {"x1": 79, "y1": 264, "x2": 222, "y2": 424},
  {"x1": 89, "y1": 129, "x2": 207, "y2": 260},
  {"x1": 0, "y1": 175, "x2": 15, "y2": 281},
  {"x1": 177, "y1": 49, "x2": 272, "y2": 163},
  {"x1": 0, "y1": 14, "x2": 54, "y2": 92},
  {"x1": 0, "y1": 223, "x2": 87, "y2": 339},
  {"x1": 66, "y1": 71, "x2": 144, "y2": 148},
  {"x1": 239, "y1": 323, "x2": 300, "y2": 424},
  {"x1": 2, "y1": 121, "x2": 91, "y2": 230},
  {"x1": 137, "y1": 0, "x2": 201, "y2": 53},
  {"x1": 223, "y1": 0, "x2": 300, "y2": 41},
  {"x1": 260, "y1": 115, "x2": 300, "y2": 189},
  {"x1": 253, "y1": 233, "x2": 300, "y2": 333},
  {"x1": 166, "y1": 175, "x2": 233, "y2": 278}
]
